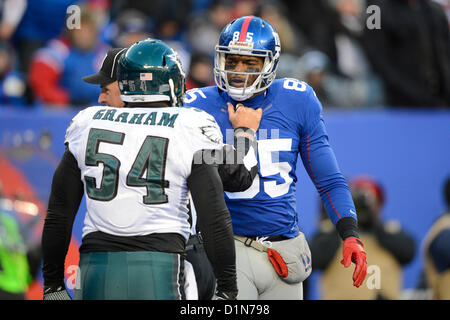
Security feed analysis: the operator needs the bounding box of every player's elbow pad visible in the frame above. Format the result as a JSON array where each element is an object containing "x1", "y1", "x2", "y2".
[{"x1": 219, "y1": 163, "x2": 258, "y2": 192}]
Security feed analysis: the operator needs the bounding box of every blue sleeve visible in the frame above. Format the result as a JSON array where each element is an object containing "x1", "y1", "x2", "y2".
[{"x1": 298, "y1": 89, "x2": 357, "y2": 226}]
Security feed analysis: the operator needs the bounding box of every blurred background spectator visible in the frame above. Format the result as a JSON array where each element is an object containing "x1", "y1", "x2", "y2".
[
  {"x1": 256, "y1": 1, "x2": 308, "y2": 56},
  {"x1": 231, "y1": 0, "x2": 259, "y2": 18},
  {"x1": 420, "y1": 177, "x2": 450, "y2": 299},
  {"x1": 109, "y1": 0, "x2": 192, "y2": 70},
  {"x1": 362, "y1": 0, "x2": 450, "y2": 108},
  {"x1": 105, "y1": 9, "x2": 152, "y2": 48},
  {"x1": 188, "y1": 0, "x2": 234, "y2": 58},
  {"x1": 12, "y1": 0, "x2": 79, "y2": 71},
  {"x1": 28, "y1": 6, "x2": 109, "y2": 108},
  {"x1": 0, "y1": 0, "x2": 445, "y2": 109},
  {"x1": 0, "y1": 41, "x2": 26, "y2": 107},
  {"x1": 11, "y1": 0, "x2": 81, "y2": 105},
  {"x1": 278, "y1": 50, "x2": 385, "y2": 108},
  {"x1": 186, "y1": 52, "x2": 215, "y2": 90},
  {"x1": 0, "y1": 181, "x2": 42, "y2": 300},
  {"x1": 0, "y1": 0, "x2": 27, "y2": 42},
  {"x1": 309, "y1": 175, "x2": 416, "y2": 299},
  {"x1": 282, "y1": 0, "x2": 387, "y2": 108},
  {"x1": 0, "y1": 0, "x2": 27, "y2": 106}
]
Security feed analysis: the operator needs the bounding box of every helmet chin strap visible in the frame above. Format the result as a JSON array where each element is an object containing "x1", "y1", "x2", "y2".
[{"x1": 169, "y1": 78, "x2": 177, "y2": 106}]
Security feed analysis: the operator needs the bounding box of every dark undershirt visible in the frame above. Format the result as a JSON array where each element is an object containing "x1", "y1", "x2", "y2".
[{"x1": 79, "y1": 231, "x2": 186, "y2": 255}]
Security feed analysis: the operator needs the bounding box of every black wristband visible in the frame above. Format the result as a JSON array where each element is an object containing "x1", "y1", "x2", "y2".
[
  {"x1": 233, "y1": 127, "x2": 257, "y2": 161},
  {"x1": 234, "y1": 127, "x2": 256, "y2": 136},
  {"x1": 336, "y1": 217, "x2": 360, "y2": 241}
]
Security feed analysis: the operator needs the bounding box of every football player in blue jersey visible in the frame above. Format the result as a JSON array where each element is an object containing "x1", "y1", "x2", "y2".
[{"x1": 184, "y1": 16, "x2": 368, "y2": 300}]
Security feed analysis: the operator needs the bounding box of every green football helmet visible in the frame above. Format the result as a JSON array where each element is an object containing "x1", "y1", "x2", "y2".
[{"x1": 117, "y1": 39, "x2": 186, "y2": 106}]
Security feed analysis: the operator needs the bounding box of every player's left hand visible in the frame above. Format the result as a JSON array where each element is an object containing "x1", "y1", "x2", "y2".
[
  {"x1": 227, "y1": 102, "x2": 262, "y2": 132},
  {"x1": 341, "y1": 237, "x2": 367, "y2": 287}
]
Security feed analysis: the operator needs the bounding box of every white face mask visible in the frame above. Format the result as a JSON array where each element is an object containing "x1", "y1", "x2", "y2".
[
  {"x1": 213, "y1": 45, "x2": 278, "y2": 101},
  {"x1": 228, "y1": 87, "x2": 256, "y2": 101},
  {"x1": 227, "y1": 77, "x2": 261, "y2": 101}
]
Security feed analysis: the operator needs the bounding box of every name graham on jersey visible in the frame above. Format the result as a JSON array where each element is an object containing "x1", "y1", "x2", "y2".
[
  {"x1": 92, "y1": 108, "x2": 178, "y2": 128},
  {"x1": 92, "y1": 108, "x2": 262, "y2": 166}
]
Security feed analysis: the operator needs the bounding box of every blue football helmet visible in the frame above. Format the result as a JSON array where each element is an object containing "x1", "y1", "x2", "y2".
[{"x1": 214, "y1": 16, "x2": 281, "y2": 101}]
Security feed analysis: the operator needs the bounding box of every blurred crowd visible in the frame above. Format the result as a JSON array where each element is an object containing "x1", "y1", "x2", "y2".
[
  {"x1": 0, "y1": 0, "x2": 448, "y2": 109},
  {"x1": 308, "y1": 176, "x2": 417, "y2": 300},
  {"x1": 0, "y1": 0, "x2": 449, "y2": 300},
  {"x1": 304, "y1": 175, "x2": 450, "y2": 300}
]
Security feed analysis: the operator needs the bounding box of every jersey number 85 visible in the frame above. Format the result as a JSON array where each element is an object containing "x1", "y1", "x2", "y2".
[{"x1": 226, "y1": 138, "x2": 293, "y2": 199}]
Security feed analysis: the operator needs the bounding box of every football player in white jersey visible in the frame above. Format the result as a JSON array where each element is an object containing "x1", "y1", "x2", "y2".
[
  {"x1": 81, "y1": 45, "x2": 262, "y2": 300},
  {"x1": 41, "y1": 39, "x2": 261, "y2": 300}
]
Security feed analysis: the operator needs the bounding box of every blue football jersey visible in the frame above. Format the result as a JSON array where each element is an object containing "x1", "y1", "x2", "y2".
[{"x1": 184, "y1": 78, "x2": 357, "y2": 237}]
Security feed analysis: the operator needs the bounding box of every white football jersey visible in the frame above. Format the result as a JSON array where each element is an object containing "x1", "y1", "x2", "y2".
[{"x1": 65, "y1": 106, "x2": 223, "y2": 240}]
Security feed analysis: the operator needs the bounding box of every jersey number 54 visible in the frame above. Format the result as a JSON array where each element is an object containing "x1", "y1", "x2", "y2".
[{"x1": 84, "y1": 128, "x2": 169, "y2": 204}]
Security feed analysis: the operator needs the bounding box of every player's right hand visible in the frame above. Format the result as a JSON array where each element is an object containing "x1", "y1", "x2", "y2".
[
  {"x1": 341, "y1": 237, "x2": 367, "y2": 288},
  {"x1": 227, "y1": 102, "x2": 262, "y2": 132},
  {"x1": 43, "y1": 285, "x2": 72, "y2": 300}
]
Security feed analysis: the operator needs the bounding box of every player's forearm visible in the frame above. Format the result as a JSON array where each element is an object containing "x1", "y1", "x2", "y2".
[
  {"x1": 42, "y1": 212, "x2": 71, "y2": 287},
  {"x1": 300, "y1": 120, "x2": 357, "y2": 227},
  {"x1": 188, "y1": 161, "x2": 237, "y2": 295},
  {"x1": 42, "y1": 149, "x2": 83, "y2": 287},
  {"x1": 218, "y1": 128, "x2": 258, "y2": 192}
]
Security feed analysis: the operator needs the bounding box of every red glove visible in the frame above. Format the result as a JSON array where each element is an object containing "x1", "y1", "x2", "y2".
[{"x1": 341, "y1": 237, "x2": 367, "y2": 287}]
